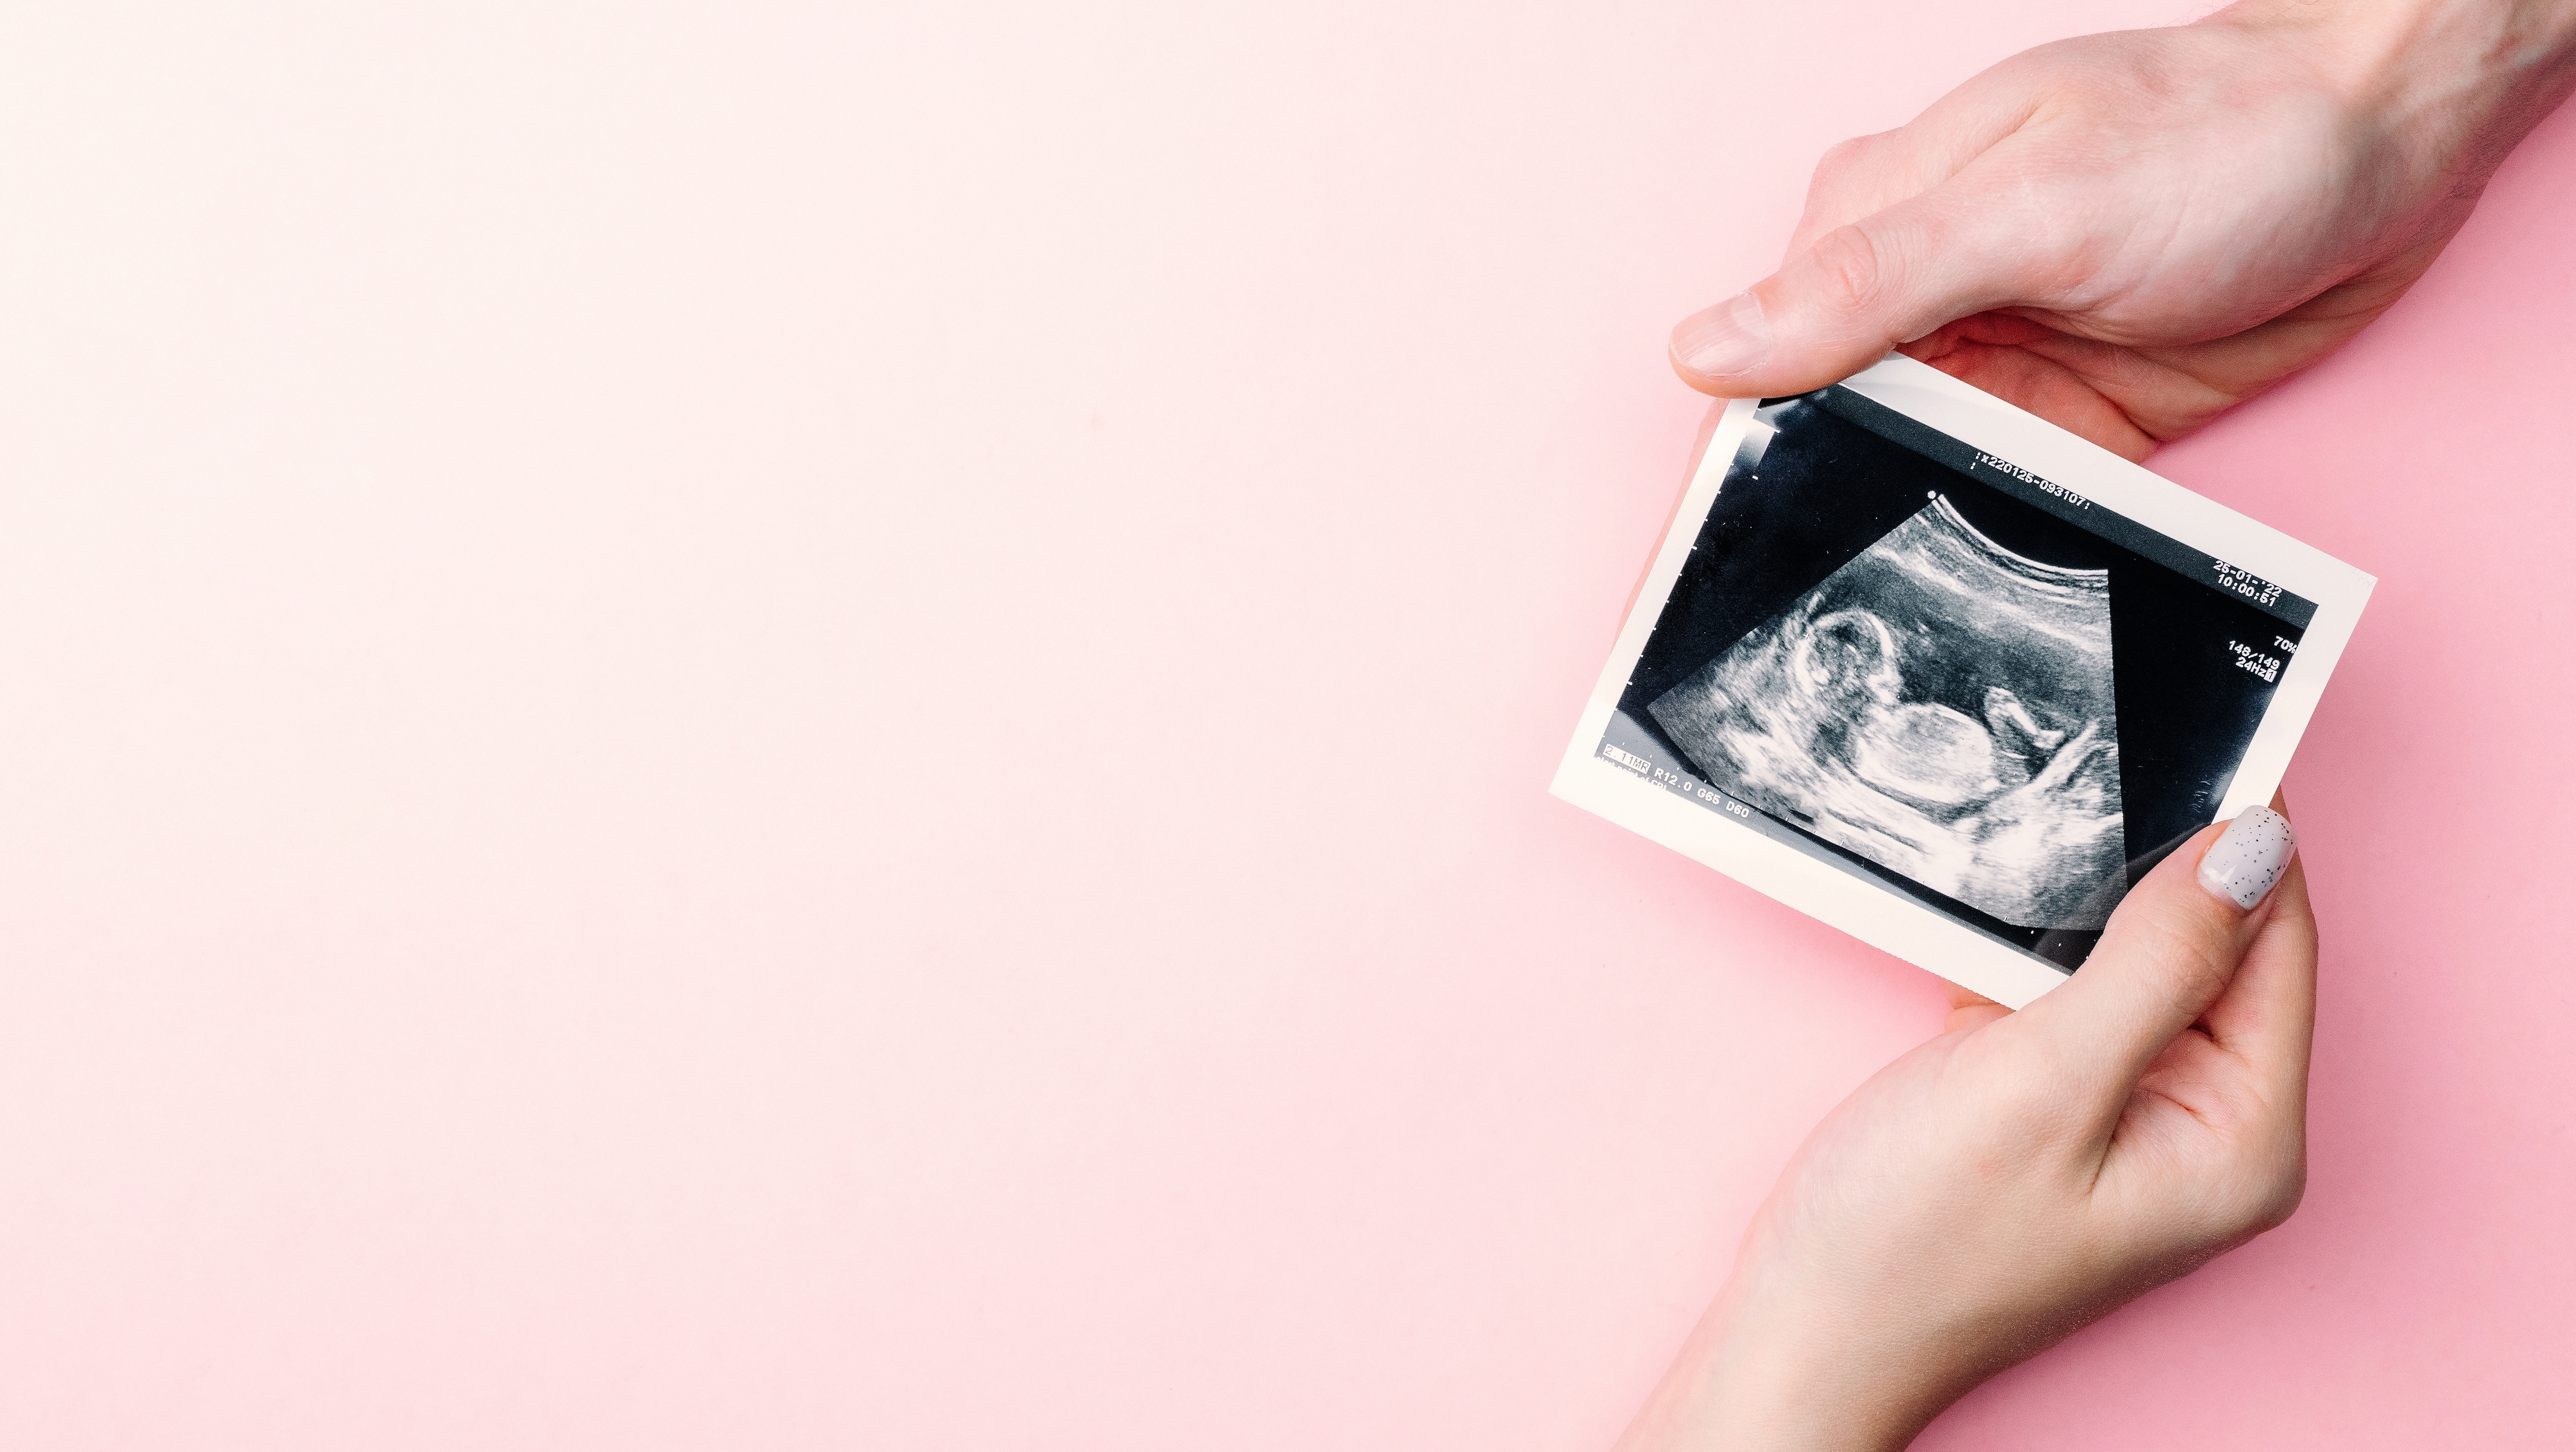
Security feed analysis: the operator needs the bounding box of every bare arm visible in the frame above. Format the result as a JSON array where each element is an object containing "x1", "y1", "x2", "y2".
[
  {"x1": 1668, "y1": 0, "x2": 2576, "y2": 457},
  {"x1": 1615, "y1": 805, "x2": 2312, "y2": 1451},
  {"x1": 1623, "y1": 13, "x2": 2576, "y2": 1445}
]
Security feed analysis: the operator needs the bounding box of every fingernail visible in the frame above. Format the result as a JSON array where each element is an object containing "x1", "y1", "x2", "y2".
[
  {"x1": 1671, "y1": 292, "x2": 1771, "y2": 379},
  {"x1": 2196, "y1": 805, "x2": 2297, "y2": 910}
]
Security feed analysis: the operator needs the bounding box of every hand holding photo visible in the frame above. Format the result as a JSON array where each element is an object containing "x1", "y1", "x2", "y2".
[{"x1": 1555, "y1": 356, "x2": 2372, "y2": 1007}]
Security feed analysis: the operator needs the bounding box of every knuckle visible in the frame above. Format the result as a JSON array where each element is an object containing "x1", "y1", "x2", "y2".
[
  {"x1": 2250, "y1": 1139, "x2": 2309, "y2": 1231},
  {"x1": 1985, "y1": 1046, "x2": 2103, "y2": 1140},
  {"x1": 2221, "y1": 1159, "x2": 2307, "y2": 1238},
  {"x1": 1811, "y1": 134, "x2": 1878, "y2": 182},
  {"x1": 2119, "y1": 900, "x2": 2239, "y2": 1013},
  {"x1": 2254, "y1": 1176, "x2": 2306, "y2": 1232},
  {"x1": 1803, "y1": 222, "x2": 1890, "y2": 319},
  {"x1": 2204, "y1": 1126, "x2": 2308, "y2": 1237}
]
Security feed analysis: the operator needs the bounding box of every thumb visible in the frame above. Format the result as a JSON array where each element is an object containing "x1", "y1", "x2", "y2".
[
  {"x1": 2013, "y1": 805, "x2": 2300, "y2": 1098},
  {"x1": 1669, "y1": 188, "x2": 2031, "y2": 397}
]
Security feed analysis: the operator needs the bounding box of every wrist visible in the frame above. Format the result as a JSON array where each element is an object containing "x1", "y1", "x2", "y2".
[
  {"x1": 2205, "y1": 0, "x2": 2576, "y2": 173},
  {"x1": 1613, "y1": 1252, "x2": 1977, "y2": 1452}
]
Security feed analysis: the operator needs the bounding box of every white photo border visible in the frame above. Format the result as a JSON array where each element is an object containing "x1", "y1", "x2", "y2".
[{"x1": 1550, "y1": 354, "x2": 2376, "y2": 1008}]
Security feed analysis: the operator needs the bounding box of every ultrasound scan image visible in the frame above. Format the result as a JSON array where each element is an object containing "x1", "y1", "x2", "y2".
[{"x1": 1646, "y1": 495, "x2": 2127, "y2": 930}]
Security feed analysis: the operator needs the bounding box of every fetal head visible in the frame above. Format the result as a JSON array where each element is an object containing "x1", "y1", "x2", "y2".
[{"x1": 1791, "y1": 609, "x2": 1902, "y2": 705}]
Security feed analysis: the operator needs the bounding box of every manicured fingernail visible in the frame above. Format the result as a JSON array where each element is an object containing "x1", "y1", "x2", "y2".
[
  {"x1": 1671, "y1": 292, "x2": 1771, "y2": 379},
  {"x1": 2197, "y1": 806, "x2": 2296, "y2": 910}
]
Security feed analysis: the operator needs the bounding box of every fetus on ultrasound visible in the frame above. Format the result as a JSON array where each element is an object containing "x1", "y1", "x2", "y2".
[{"x1": 1648, "y1": 498, "x2": 2127, "y2": 930}]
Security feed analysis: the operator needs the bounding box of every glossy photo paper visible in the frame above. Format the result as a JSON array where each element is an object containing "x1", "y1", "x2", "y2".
[{"x1": 1553, "y1": 356, "x2": 2374, "y2": 1007}]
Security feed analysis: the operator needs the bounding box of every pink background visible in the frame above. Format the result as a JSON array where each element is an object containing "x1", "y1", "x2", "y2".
[{"x1": 2, "y1": 0, "x2": 2570, "y2": 1446}]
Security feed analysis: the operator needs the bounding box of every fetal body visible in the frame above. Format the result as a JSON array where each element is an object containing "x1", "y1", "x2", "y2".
[{"x1": 1648, "y1": 497, "x2": 2126, "y2": 931}]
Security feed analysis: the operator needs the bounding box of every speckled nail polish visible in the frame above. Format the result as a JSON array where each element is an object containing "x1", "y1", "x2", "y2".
[{"x1": 2197, "y1": 805, "x2": 2296, "y2": 910}]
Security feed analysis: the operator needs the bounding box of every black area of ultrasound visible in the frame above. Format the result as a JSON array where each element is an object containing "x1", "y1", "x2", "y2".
[{"x1": 1620, "y1": 395, "x2": 2302, "y2": 970}]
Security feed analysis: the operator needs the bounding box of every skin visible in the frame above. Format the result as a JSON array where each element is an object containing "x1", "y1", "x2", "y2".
[
  {"x1": 1627, "y1": 1, "x2": 2576, "y2": 1444},
  {"x1": 1614, "y1": 802, "x2": 2312, "y2": 1451},
  {"x1": 1668, "y1": 0, "x2": 2576, "y2": 459}
]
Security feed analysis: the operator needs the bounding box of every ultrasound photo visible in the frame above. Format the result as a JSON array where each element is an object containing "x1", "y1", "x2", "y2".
[
  {"x1": 1645, "y1": 496, "x2": 2126, "y2": 929},
  {"x1": 1593, "y1": 381, "x2": 2333, "y2": 973}
]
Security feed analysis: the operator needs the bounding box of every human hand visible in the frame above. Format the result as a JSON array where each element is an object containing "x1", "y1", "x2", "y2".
[
  {"x1": 1612, "y1": 802, "x2": 2313, "y2": 1452},
  {"x1": 1670, "y1": 0, "x2": 2576, "y2": 457}
]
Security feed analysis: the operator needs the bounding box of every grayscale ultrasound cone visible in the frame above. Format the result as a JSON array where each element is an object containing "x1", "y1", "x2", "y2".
[{"x1": 1647, "y1": 496, "x2": 2125, "y2": 930}]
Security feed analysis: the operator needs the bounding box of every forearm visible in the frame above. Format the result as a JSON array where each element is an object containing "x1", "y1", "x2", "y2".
[
  {"x1": 1608, "y1": 1230, "x2": 2105, "y2": 1452},
  {"x1": 1610, "y1": 814, "x2": 2315, "y2": 1452},
  {"x1": 2215, "y1": 0, "x2": 2576, "y2": 176},
  {"x1": 1609, "y1": 1264, "x2": 1964, "y2": 1452}
]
